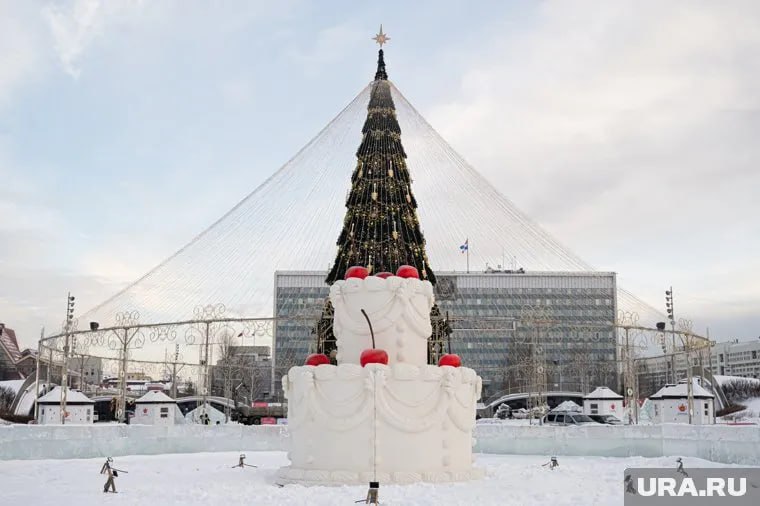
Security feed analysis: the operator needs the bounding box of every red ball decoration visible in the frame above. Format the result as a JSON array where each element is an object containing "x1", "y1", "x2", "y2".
[
  {"x1": 438, "y1": 354, "x2": 462, "y2": 367},
  {"x1": 345, "y1": 266, "x2": 369, "y2": 280},
  {"x1": 305, "y1": 353, "x2": 330, "y2": 366},
  {"x1": 396, "y1": 265, "x2": 419, "y2": 279},
  {"x1": 375, "y1": 272, "x2": 394, "y2": 279},
  {"x1": 360, "y1": 348, "x2": 389, "y2": 367}
]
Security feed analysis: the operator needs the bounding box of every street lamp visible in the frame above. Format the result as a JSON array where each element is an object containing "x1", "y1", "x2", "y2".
[
  {"x1": 665, "y1": 288, "x2": 677, "y2": 384},
  {"x1": 60, "y1": 293, "x2": 75, "y2": 424}
]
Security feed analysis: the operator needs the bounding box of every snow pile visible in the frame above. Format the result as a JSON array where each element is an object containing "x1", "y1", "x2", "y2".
[
  {"x1": 0, "y1": 380, "x2": 25, "y2": 396},
  {"x1": 713, "y1": 375, "x2": 760, "y2": 387},
  {"x1": 185, "y1": 404, "x2": 227, "y2": 425},
  {"x1": 551, "y1": 400, "x2": 582, "y2": 412},
  {"x1": 0, "y1": 451, "x2": 744, "y2": 506}
]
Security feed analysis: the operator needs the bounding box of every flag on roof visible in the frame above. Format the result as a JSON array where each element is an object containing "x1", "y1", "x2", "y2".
[{"x1": 460, "y1": 239, "x2": 468, "y2": 253}]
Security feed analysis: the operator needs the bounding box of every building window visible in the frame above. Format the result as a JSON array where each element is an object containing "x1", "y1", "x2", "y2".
[
  {"x1": 590, "y1": 403, "x2": 599, "y2": 414},
  {"x1": 160, "y1": 407, "x2": 169, "y2": 419}
]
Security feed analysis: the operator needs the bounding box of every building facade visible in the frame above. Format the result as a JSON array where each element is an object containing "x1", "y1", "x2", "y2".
[
  {"x1": 274, "y1": 270, "x2": 618, "y2": 400},
  {"x1": 712, "y1": 339, "x2": 760, "y2": 378},
  {"x1": 211, "y1": 345, "x2": 273, "y2": 403}
]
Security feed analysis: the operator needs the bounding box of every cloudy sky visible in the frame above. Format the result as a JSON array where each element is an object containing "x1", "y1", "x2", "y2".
[{"x1": 1, "y1": 0, "x2": 758, "y2": 348}]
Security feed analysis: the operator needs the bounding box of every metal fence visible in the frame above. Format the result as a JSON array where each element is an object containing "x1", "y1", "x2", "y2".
[{"x1": 37, "y1": 305, "x2": 710, "y2": 424}]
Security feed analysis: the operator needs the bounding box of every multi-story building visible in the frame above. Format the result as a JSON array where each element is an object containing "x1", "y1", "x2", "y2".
[
  {"x1": 0, "y1": 324, "x2": 22, "y2": 380},
  {"x1": 634, "y1": 338, "x2": 760, "y2": 398},
  {"x1": 211, "y1": 345, "x2": 273, "y2": 402},
  {"x1": 712, "y1": 339, "x2": 760, "y2": 378},
  {"x1": 273, "y1": 270, "x2": 618, "y2": 400}
]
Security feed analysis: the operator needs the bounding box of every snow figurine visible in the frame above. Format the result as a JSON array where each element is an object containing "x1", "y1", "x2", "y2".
[
  {"x1": 232, "y1": 453, "x2": 257, "y2": 469},
  {"x1": 676, "y1": 458, "x2": 688, "y2": 478},
  {"x1": 624, "y1": 474, "x2": 637, "y2": 495},
  {"x1": 542, "y1": 457, "x2": 559, "y2": 470},
  {"x1": 356, "y1": 481, "x2": 379, "y2": 505},
  {"x1": 100, "y1": 457, "x2": 127, "y2": 493}
]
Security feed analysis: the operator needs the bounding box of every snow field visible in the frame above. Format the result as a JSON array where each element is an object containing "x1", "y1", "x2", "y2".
[{"x1": 0, "y1": 451, "x2": 750, "y2": 506}]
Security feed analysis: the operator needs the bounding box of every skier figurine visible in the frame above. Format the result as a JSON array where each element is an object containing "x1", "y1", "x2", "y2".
[
  {"x1": 101, "y1": 457, "x2": 128, "y2": 493},
  {"x1": 542, "y1": 457, "x2": 559, "y2": 470},
  {"x1": 676, "y1": 458, "x2": 688, "y2": 477},
  {"x1": 625, "y1": 474, "x2": 637, "y2": 495},
  {"x1": 231, "y1": 453, "x2": 257, "y2": 469}
]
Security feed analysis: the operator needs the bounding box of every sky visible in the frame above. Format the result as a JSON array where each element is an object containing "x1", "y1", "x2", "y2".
[{"x1": 1, "y1": 0, "x2": 759, "y2": 348}]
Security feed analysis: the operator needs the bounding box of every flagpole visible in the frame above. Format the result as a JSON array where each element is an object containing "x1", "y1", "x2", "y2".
[{"x1": 466, "y1": 238, "x2": 470, "y2": 273}]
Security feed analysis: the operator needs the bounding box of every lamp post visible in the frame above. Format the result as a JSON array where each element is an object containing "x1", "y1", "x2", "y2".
[
  {"x1": 665, "y1": 288, "x2": 676, "y2": 384},
  {"x1": 60, "y1": 293, "x2": 75, "y2": 424}
]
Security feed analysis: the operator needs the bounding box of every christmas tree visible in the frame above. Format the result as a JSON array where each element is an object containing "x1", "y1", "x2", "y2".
[
  {"x1": 325, "y1": 47, "x2": 434, "y2": 284},
  {"x1": 315, "y1": 30, "x2": 449, "y2": 362}
]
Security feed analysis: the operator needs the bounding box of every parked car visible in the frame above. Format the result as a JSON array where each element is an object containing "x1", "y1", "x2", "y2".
[
  {"x1": 542, "y1": 411, "x2": 598, "y2": 426},
  {"x1": 588, "y1": 414, "x2": 622, "y2": 425}
]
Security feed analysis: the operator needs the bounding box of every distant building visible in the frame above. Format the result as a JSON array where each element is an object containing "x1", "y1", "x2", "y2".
[
  {"x1": 0, "y1": 324, "x2": 23, "y2": 380},
  {"x1": 273, "y1": 270, "x2": 618, "y2": 400},
  {"x1": 211, "y1": 345, "x2": 272, "y2": 402},
  {"x1": 36, "y1": 386, "x2": 95, "y2": 424},
  {"x1": 649, "y1": 380, "x2": 715, "y2": 425},
  {"x1": 635, "y1": 338, "x2": 760, "y2": 399},
  {"x1": 133, "y1": 391, "x2": 178, "y2": 426},
  {"x1": 712, "y1": 339, "x2": 760, "y2": 378},
  {"x1": 583, "y1": 386, "x2": 623, "y2": 418}
]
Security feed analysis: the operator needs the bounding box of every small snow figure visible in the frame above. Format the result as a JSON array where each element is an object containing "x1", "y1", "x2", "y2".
[
  {"x1": 625, "y1": 474, "x2": 637, "y2": 495},
  {"x1": 542, "y1": 457, "x2": 559, "y2": 470},
  {"x1": 355, "y1": 481, "x2": 380, "y2": 505},
  {"x1": 231, "y1": 453, "x2": 257, "y2": 469},
  {"x1": 100, "y1": 457, "x2": 127, "y2": 493},
  {"x1": 676, "y1": 458, "x2": 688, "y2": 478}
]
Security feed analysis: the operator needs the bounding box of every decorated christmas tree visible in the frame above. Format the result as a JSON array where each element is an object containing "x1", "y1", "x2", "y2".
[{"x1": 315, "y1": 28, "x2": 449, "y2": 362}]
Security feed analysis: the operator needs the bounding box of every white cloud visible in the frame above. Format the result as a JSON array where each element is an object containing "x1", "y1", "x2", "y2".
[
  {"x1": 0, "y1": 1, "x2": 46, "y2": 108},
  {"x1": 426, "y1": 0, "x2": 760, "y2": 336}
]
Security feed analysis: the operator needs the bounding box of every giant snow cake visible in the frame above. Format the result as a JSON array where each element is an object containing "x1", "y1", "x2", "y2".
[{"x1": 277, "y1": 274, "x2": 484, "y2": 485}]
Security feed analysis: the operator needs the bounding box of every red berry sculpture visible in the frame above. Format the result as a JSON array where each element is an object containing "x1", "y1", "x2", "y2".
[
  {"x1": 360, "y1": 348, "x2": 389, "y2": 366},
  {"x1": 305, "y1": 353, "x2": 330, "y2": 366},
  {"x1": 438, "y1": 354, "x2": 462, "y2": 367},
  {"x1": 396, "y1": 265, "x2": 419, "y2": 279},
  {"x1": 345, "y1": 266, "x2": 369, "y2": 280},
  {"x1": 375, "y1": 272, "x2": 394, "y2": 279},
  {"x1": 359, "y1": 309, "x2": 389, "y2": 367}
]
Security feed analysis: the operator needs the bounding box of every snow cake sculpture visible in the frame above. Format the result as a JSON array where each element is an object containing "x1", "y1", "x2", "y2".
[{"x1": 277, "y1": 267, "x2": 484, "y2": 485}]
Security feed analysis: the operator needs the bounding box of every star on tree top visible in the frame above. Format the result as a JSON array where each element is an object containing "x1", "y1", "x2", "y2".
[{"x1": 373, "y1": 25, "x2": 390, "y2": 47}]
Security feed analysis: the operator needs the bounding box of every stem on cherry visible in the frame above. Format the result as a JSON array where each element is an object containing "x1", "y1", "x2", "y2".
[{"x1": 360, "y1": 309, "x2": 376, "y2": 349}]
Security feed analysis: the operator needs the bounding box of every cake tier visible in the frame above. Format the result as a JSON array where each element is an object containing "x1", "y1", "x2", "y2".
[
  {"x1": 278, "y1": 363, "x2": 484, "y2": 485},
  {"x1": 329, "y1": 276, "x2": 434, "y2": 366}
]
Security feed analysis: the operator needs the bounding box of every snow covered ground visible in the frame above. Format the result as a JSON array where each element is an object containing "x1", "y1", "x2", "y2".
[{"x1": 0, "y1": 451, "x2": 752, "y2": 505}]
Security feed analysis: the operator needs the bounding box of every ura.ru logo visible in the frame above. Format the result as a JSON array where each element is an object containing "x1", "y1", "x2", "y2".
[{"x1": 629, "y1": 477, "x2": 746, "y2": 497}]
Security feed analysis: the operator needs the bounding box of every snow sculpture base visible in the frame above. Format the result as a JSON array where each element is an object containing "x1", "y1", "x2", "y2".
[
  {"x1": 330, "y1": 276, "x2": 434, "y2": 366},
  {"x1": 277, "y1": 363, "x2": 484, "y2": 485}
]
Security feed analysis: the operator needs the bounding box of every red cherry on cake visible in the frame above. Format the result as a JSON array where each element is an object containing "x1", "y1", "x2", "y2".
[
  {"x1": 375, "y1": 271, "x2": 394, "y2": 279},
  {"x1": 345, "y1": 266, "x2": 369, "y2": 280},
  {"x1": 304, "y1": 353, "x2": 330, "y2": 366},
  {"x1": 360, "y1": 348, "x2": 389, "y2": 367},
  {"x1": 438, "y1": 354, "x2": 462, "y2": 367},
  {"x1": 396, "y1": 265, "x2": 419, "y2": 279}
]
